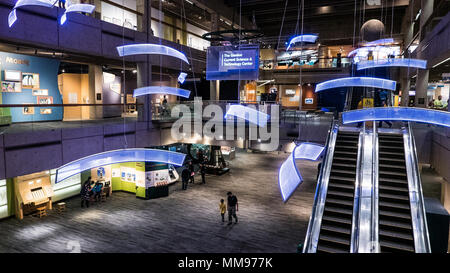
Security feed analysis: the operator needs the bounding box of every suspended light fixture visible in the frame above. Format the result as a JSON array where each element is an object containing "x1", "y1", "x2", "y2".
[
  {"x1": 342, "y1": 107, "x2": 450, "y2": 128},
  {"x1": 178, "y1": 72, "x2": 187, "y2": 84},
  {"x1": 8, "y1": 0, "x2": 58, "y2": 27},
  {"x1": 60, "y1": 2, "x2": 96, "y2": 25},
  {"x1": 286, "y1": 34, "x2": 318, "y2": 50},
  {"x1": 357, "y1": 58, "x2": 427, "y2": 70},
  {"x1": 224, "y1": 105, "x2": 270, "y2": 127},
  {"x1": 55, "y1": 149, "x2": 186, "y2": 184},
  {"x1": 133, "y1": 86, "x2": 191, "y2": 98},
  {"x1": 116, "y1": 44, "x2": 190, "y2": 64},
  {"x1": 315, "y1": 77, "x2": 397, "y2": 92},
  {"x1": 278, "y1": 143, "x2": 325, "y2": 202}
]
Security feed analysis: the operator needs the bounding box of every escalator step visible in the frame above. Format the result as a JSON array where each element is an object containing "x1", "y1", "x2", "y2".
[
  {"x1": 333, "y1": 163, "x2": 356, "y2": 168},
  {"x1": 379, "y1": 184, "x2": 409, "y2": 193},
  {"x1": 379, "y1": 157, "x2": 405, "y2": 163},
  {"x1": 379, "y1": 192, "x2": 410, "y2": 201},
  {"x1": 379, "y1": 229, "x2": 414, "y2": 241},
  {"x1": 329, "y1": 176, "x2": 355, "y2": 182},
  {"x1": 321, "y1": 224, "x2": 351, "y2": 235},
  {"x1": 379, "y1": 200, "x2": 410, "y2": 210},
  {"x1": 324, "y1": 206, "x2": 353, "y2": 215},
  {"x1": 379, "y1": 219, "x2": 412, "y2": 230},
  {"x1": 379, "y1": 151, "x2": 405, "y2": 156},
  {"x1": 328, "y1": 183, "x2": 355, "y2": 190},
  {"x1": 379, "y1": 164, "x2": 406, "y2": 170},
  {"x1": 334, "y1": 151, "x2": 358, "y2": 156},
  {"x1": 323, "y1": 215, "x2": 352, "y2": 225},
  {"x1": 326, "y1": 197, "x2": 354, "y2": 207},
  {"x1": 317, "y1": 245, "x2": 348, "y2": 253},
  {"x1": 328, "y1": 190, "x2": 354, "y2": 198},
  {"x1": 379, "y1": 177, "x2": 408, "y2": 184},
  {"x1": 379, "y1": 210, "x2": 411, "y2": 219},
  {"x1": 319, "y1": 234, "x2": 350, "y2": 246},
  {"x1": 379, "y1": 240, "x2": 414, "y2": 252},
  {"x1": 330, "y1": 169, "x2": 356, "y2": 176}
]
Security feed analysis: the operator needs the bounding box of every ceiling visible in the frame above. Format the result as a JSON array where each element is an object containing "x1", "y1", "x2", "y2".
[{"x1": 223, "y1": 0, "x2": 410, "y2": 48}]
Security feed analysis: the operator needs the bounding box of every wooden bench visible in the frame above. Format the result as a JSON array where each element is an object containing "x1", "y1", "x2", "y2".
[
  {"x1": 35, "y1": 207, "x2": 47, "y2": 218},
  {"x1": 55, "y1": 202, "x2": 66, "y2": 213}
]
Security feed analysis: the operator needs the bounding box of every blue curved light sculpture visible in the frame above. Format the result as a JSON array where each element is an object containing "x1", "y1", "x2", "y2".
[
  {"x1": 224, "y1": 105, "x2": 270, "y2": 127},
  {"x1": 315, "y1": 77, "x2": 397, "y2": 92},
  {"x1": 117, "y1": 44, "x2": 190, "y2": 64},
  {"x1": 357, "y1": 58, "x2": 427, "y2": 70},
  {"x1": 8, "y1": 0, "x2": 58, "y2": 27},
  {"x1": 278, "y1": 143, "x2": 325, "y2": 202},
  {"x1": 60, "y1": 3, "x2": 95, "y2": 25},
  {"x1": 363, "y1": 38, "x2": 394, "y2": 46},
  {"x1": 133, "y1": 86, "x2": 191, "y2": 98},
  {"x1": 178, "y1": 72, "x2": 187, "y2": 84},
  {"x1": 287, "y1": 35, "x2": 318, "y2": 50},
  {"x1": 348, "y1": 46, "x2": 394, "y2": 57},
  {"x1": 55, "y1": 148, "x2": 186, "y2": 183},
  {"x1": 342, "y1": 107, "x2": 450, "y2": 128}
]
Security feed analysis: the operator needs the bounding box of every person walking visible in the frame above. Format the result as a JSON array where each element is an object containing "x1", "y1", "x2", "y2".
[
  {"x1": 219, "y1": 199, "x2": 226, "y2": 222},
  {"x1": 80, "y1": 178, "x2": 92, "y2": 208},
  {"x1": 59, "y1": 0, "x2": 66, "y2": 9},
  {"x1": 200, "y1": 163, "x2": 206, "y2": 184},
  {"x1": 378, "y1": 100, "x2": 392, "y2": 128},
  {"x1": 188, "y1": 161, "x2": 195, "y2": 184},
  {"x1": 181, "y1": 167, "x2": 190, "y2": 190},
  {"x1": 227, "y1": 192, "x2": 238, "y2": 225}
]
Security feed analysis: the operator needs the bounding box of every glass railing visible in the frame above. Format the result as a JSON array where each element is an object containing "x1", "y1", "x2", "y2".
[
  {"x1": 260, "y1": 58, "x2": 352, "y2": 71},
  {"x1": 0, "y1": 103, "x2": 139, "y2": 135}
]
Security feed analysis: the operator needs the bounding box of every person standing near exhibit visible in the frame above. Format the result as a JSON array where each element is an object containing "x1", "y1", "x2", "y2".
[
  {"x1": 181, "y1": 167, "x2": 190, "y2": 190},
  {"x1": 80, "y1": 178, "x2": 92, "y2": 208},
  {"x1": 227, "y1": 192, "x2": 238, "y2": 225},
  {"x1": 200, "y1": 163, "x2": 206, "y2": 184},
  {"x1": 219, "y1": 199, "x2": 226, "y2": 222}
]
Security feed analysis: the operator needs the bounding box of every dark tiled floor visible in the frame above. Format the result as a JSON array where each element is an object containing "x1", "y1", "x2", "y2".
[{"x1": 0, "y1": 151, "x2": 317, "y2": 253}]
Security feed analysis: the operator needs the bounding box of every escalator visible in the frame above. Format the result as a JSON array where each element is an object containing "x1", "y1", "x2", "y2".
[
  {"x1": 316, "y1": 130, "x2": 360, "y2": 253},
  {"x1": 377, "y1": 133, "x2": 415, "y2": 252}
]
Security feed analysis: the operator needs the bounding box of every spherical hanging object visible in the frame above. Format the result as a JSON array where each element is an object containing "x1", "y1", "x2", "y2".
[{"x1": 360, "y1": 19, "x2": 385, "y2": 42}]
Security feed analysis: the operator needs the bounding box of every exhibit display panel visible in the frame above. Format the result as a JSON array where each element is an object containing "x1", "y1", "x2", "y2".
[
  {"x1": 206, "y1": 44, "x2": 259, "y2": 80},
  {"x1": 0, "y1": 51, "x2": 62, "y2": 123}
]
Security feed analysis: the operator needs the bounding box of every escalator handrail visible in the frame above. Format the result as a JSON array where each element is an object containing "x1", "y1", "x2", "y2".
[
  {"x1": 372, "y1": 122, "x2": 380, "y2": 252},
  {"x1": 404, "y1": 122, "x2": 432, "y2": 253},
  {"x1": 303, "y1": 120, "x2": 339, "y2": 253},
  {"x1": 350, "y1": 126, "x2": 364, "y2": 252}
]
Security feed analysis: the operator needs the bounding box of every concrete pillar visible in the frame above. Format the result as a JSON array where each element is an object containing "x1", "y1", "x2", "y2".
[
  {"x1": 137, "y1": 0, "x2": 152, "y2": 35},
  {"x1": 210, "y1": 80, "x2": 220, "y2": 101},
  {"x1": 415, "y1": 69, "x2": 429, "y2": 108},
  {"x1": 88, "y1": 64, "x2": 103, "y2": 119},
  {"x1": 400, "y1": 76, "x2": 411, "y2": 106}
]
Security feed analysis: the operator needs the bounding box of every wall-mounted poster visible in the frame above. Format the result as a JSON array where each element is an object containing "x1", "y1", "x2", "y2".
[
  {"x1": 40, "y1": 109, "x2": 52, "y2": 115},
  {"x1": 32, "y1": 89, "x2": 48, "y2": 96},
  {"x1": 1, "y1": 81, "x2": 21, "y2": 92},
  {"x1": 4, "y1": 70, "x2": 22, "y2": 81},
  {"x1": 22, "y1": 106, "x2": 35, "y2": 115},
  {"x1": 22, "y1": 73, "x2": 40, "y2": 89},
  {"x1": 37, "y1": 96, "x2": 53, "y2": 104}
]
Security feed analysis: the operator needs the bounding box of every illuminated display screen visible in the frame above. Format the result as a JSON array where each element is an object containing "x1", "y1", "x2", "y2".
[{"x1": 206, "y1": 44, "x2": 259, "y2": 80}]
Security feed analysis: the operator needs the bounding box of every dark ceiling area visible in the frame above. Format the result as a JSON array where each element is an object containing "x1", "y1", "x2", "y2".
[{"x1": 224, "y1": 0, "x2": 410, "y2": 47}]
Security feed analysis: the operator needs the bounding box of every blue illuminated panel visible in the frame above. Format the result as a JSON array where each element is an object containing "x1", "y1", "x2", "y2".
[
  {"x1": 348, "y1": 46, "x2": 394, "y2": 57},
  {"x1": 364, "y1": 38, "x2": 394, "y2": 46},
  {"x1": 287, "y1": 35, "x2": 318, "y2": 50},
  {"x1": 56, "y1": 149, "x2": 186, "y2": 183},
  {"x1": 178, "y1": 72, "x2": 187, "y2": 84},
  {"x1": 133, "y1": 86, "x2": 191, "y2": 98},
  {"x1": 315, "y1": 77, "x2": 397, "y2": 92},
  {"x1": 357, "y1": 58, "x2": 427, "y2": 70},
  {"x1": 278, "y1": 143, "x2": 325, "y2": 202},
  {"x1": 60, "y1": 3, "x2": 95, "y2": 25},
  {"x1": 342, "y1": 107, "x2": 450, "y2": 128},
  {"x1": 8, "y1": 0, "x2": 58, "y2": 27},
  {"x1": 224, "y1": 105, "x2": 269, "y2": 127},
  {"x1": 117, "y1": 44, "x2": 189, "y2": 64}
]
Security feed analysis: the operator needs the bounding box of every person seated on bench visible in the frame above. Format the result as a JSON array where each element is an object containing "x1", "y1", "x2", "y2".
[{"x1": 92, "y1": 181, "x2": 103, "y2": 202}]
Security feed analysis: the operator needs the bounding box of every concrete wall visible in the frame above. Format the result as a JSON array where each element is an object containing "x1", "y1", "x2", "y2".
[{"x1": 0, "y1": 0, "x2": 205, "y2": 73}]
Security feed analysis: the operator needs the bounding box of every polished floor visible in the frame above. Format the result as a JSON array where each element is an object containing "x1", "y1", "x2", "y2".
[{"x1": 0, "y1": 151, "x2": 318, "y2": 253}]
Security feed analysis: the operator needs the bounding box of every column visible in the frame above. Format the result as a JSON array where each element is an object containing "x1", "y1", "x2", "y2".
[{"x1": 414, "y1": 69, "x2": 429, "y2": 108}]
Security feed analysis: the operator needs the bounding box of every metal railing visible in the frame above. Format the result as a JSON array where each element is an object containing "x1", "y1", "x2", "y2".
[
  {"x1": 303, "y1": 120, "x2": 339, "y2": 253},
  {"x1": 404, "y1": 122, "x2": 432, "y2": 253}
]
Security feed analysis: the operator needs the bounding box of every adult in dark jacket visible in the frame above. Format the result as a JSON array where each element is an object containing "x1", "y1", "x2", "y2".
[{"x1": 181, "y1": 168, "x2": 190, "y2": 190}]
